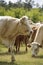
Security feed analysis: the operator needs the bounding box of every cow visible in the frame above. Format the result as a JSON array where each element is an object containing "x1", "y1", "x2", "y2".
[
  {"x1": 31, "y1": 24, "x2": 43, "y2": 57},
  {"x1": 0, "y1": 16, "x2": 32, "y2": 62},
  {"x1": 14, "y1": 35, "x2": 30, "y2": 53}
]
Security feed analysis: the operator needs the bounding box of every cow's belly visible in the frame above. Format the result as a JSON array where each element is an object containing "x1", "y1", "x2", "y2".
[
  {"x1": 0, "y1": 20, "x2": 19, "y2": 39},
  {"x1": 0, "y1": 38, "x2": 10, "y2": 47}
]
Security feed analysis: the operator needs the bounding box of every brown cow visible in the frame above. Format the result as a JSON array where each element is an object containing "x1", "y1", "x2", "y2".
[{"x1": 15, "y1": 35, "x2": 30, "y2": 52}]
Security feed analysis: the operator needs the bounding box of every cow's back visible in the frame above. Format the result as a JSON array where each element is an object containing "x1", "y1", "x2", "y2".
[{"x1": 0, "y1": 16, "x2": 19, "y2": 40}]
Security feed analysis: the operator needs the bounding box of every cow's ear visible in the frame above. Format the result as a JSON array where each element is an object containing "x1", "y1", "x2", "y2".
[
  {"x1": 27, "y1": 44, "x2": 31, "y2": 48},
  {"x1": 38, "y1": 44, "x2": 42, "y2": 48},
  {"x1": 20, "y1": 17, "x2": 25, "y2": 24},
  {"x1": 20, "y1": 16, "x2": 28, "y2": 23},
  {"x1": 20, "y1": 18, "x2": 23, "y2": 24}
]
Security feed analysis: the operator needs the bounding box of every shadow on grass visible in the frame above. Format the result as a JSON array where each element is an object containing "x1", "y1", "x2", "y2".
[
  {"x1": 0, "y1": 61, "x2": 17, "y2": 65},
  {"x1": 15, "y1": 51, "x2": 27, "y2": 55},
  {"x1": 0, "y1": 52, "x2": 10, "y2": 55},
  {"x1": 0, "y1": 50, "x2": 27, "y2": 56},
  {"x1": 34, "y1": 55, "x2": 43, "y2": 59}
]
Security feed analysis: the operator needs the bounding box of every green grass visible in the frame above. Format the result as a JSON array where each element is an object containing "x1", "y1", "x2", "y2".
[{"x1": 0, "y1": 44, "x2": 43, "y2": 65}]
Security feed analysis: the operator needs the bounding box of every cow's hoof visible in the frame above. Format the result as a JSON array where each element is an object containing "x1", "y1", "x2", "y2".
[
  {"x1": 11, "y1": 59, "x2": 15, "y2": 63},
  {"x1": 11, "y1": 56, "x2": 15, "y2": 63},
  {"x1": 8, "y1": 48, "x2": 11, "y2": 53},
  {"x1": 27, "y1": 44, "x2": 31, "y2": 48},
  {"x1": 32, "y1": 55, "x2": 36, "y2": 57},
  {"x1": 26, "y1": 50, "x2": 28, "y2": 53}
]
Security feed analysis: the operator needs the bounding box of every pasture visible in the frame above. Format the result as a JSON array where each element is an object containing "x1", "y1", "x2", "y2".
[{"x1": 0, "y1": 44, "x2": 43, "y2": 65}]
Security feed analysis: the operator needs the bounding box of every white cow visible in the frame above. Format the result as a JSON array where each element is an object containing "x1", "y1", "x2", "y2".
[
  {"x1": 0, "y1": 16, "x2": 32, "y2": 62},
  {"x1": 31, "y1": 24, "x2": 43, "y2": 57}
]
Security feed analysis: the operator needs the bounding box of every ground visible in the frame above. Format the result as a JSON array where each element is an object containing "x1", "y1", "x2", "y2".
[{"x1": 0, "y1": 44, "x2": 43, "y2": 65}]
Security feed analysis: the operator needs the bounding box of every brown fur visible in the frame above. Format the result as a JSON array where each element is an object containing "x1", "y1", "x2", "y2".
[
  {"x1": 14, "y1": 35, "x2": 30, "y2": 52},
  {"x1": 31, "y1": 27, "x2": 37, "y2": 42}
]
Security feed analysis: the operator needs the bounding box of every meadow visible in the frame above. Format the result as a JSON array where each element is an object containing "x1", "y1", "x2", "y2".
[
  {"x1": 0, "y1": 0, "x2": 43, "y2": 65},
  {"x1": 0, "y1": 44, "x2": 43, "y2": 65}
]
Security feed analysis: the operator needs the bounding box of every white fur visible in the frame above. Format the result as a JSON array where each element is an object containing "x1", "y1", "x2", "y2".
[
  {"x1": 31, "y1": 24, "x2": 43, "y2": 56},
  {"x1": 0, "y1": 16, "x2": 32, "y2": 62}
]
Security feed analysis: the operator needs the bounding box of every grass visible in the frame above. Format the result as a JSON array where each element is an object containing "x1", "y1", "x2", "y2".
[{"x1": 0, "y1": 44, "x2": 43, "y2": 65}]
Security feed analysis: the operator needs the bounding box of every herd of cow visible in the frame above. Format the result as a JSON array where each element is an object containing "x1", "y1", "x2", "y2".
[{"x1": 0, "y1": 16, "x2": 43, "y2": 62}]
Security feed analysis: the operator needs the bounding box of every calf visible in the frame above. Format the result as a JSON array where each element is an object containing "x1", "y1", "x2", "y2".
[{"x1": 15, "y1": 35, "x2": 30, "y2": 52}]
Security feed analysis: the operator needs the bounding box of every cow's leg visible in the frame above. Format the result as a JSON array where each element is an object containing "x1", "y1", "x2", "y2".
[
  {"x1": 18, "y1": 42, "x2": 20, "y2": 52},
  {"x1": 15, "y1": 41, "x2": 18, "y2": 53},
  {"x1": 25, "y1": 43, "x2": 28, "y2": 52},
  {"x1": 11, "y1": 47, "x2": 15, "y2": 62},
  {"x1": 16, "y1": 44, "x2": 18, "y2": 53},
  {"x1": 8, "y1": 44, "x2": 11, "y2": 53},
  {"x1": 8, "y1": 47, "x2": 11, "y2": 52},
  {"x1": 25, "y1": 40, "x2": 28, "y2": 52},
  {"x1": 10, "y1": 41, "x2": 15, "y2": 62},
  {"x1": 16, "y1": 40, "x2": 20, "y2": 53},
  {"x1": 41, "y1": 40, "x2": 43, "y2": 47}
]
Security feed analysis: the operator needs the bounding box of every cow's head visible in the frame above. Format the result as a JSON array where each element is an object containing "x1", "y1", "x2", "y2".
[
  {"x1": 19, "y1": 16, "x2": 33, "y2": 35},
  {"x1": 31, "y1": 42, "x2": 41, "y2": 57}
]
